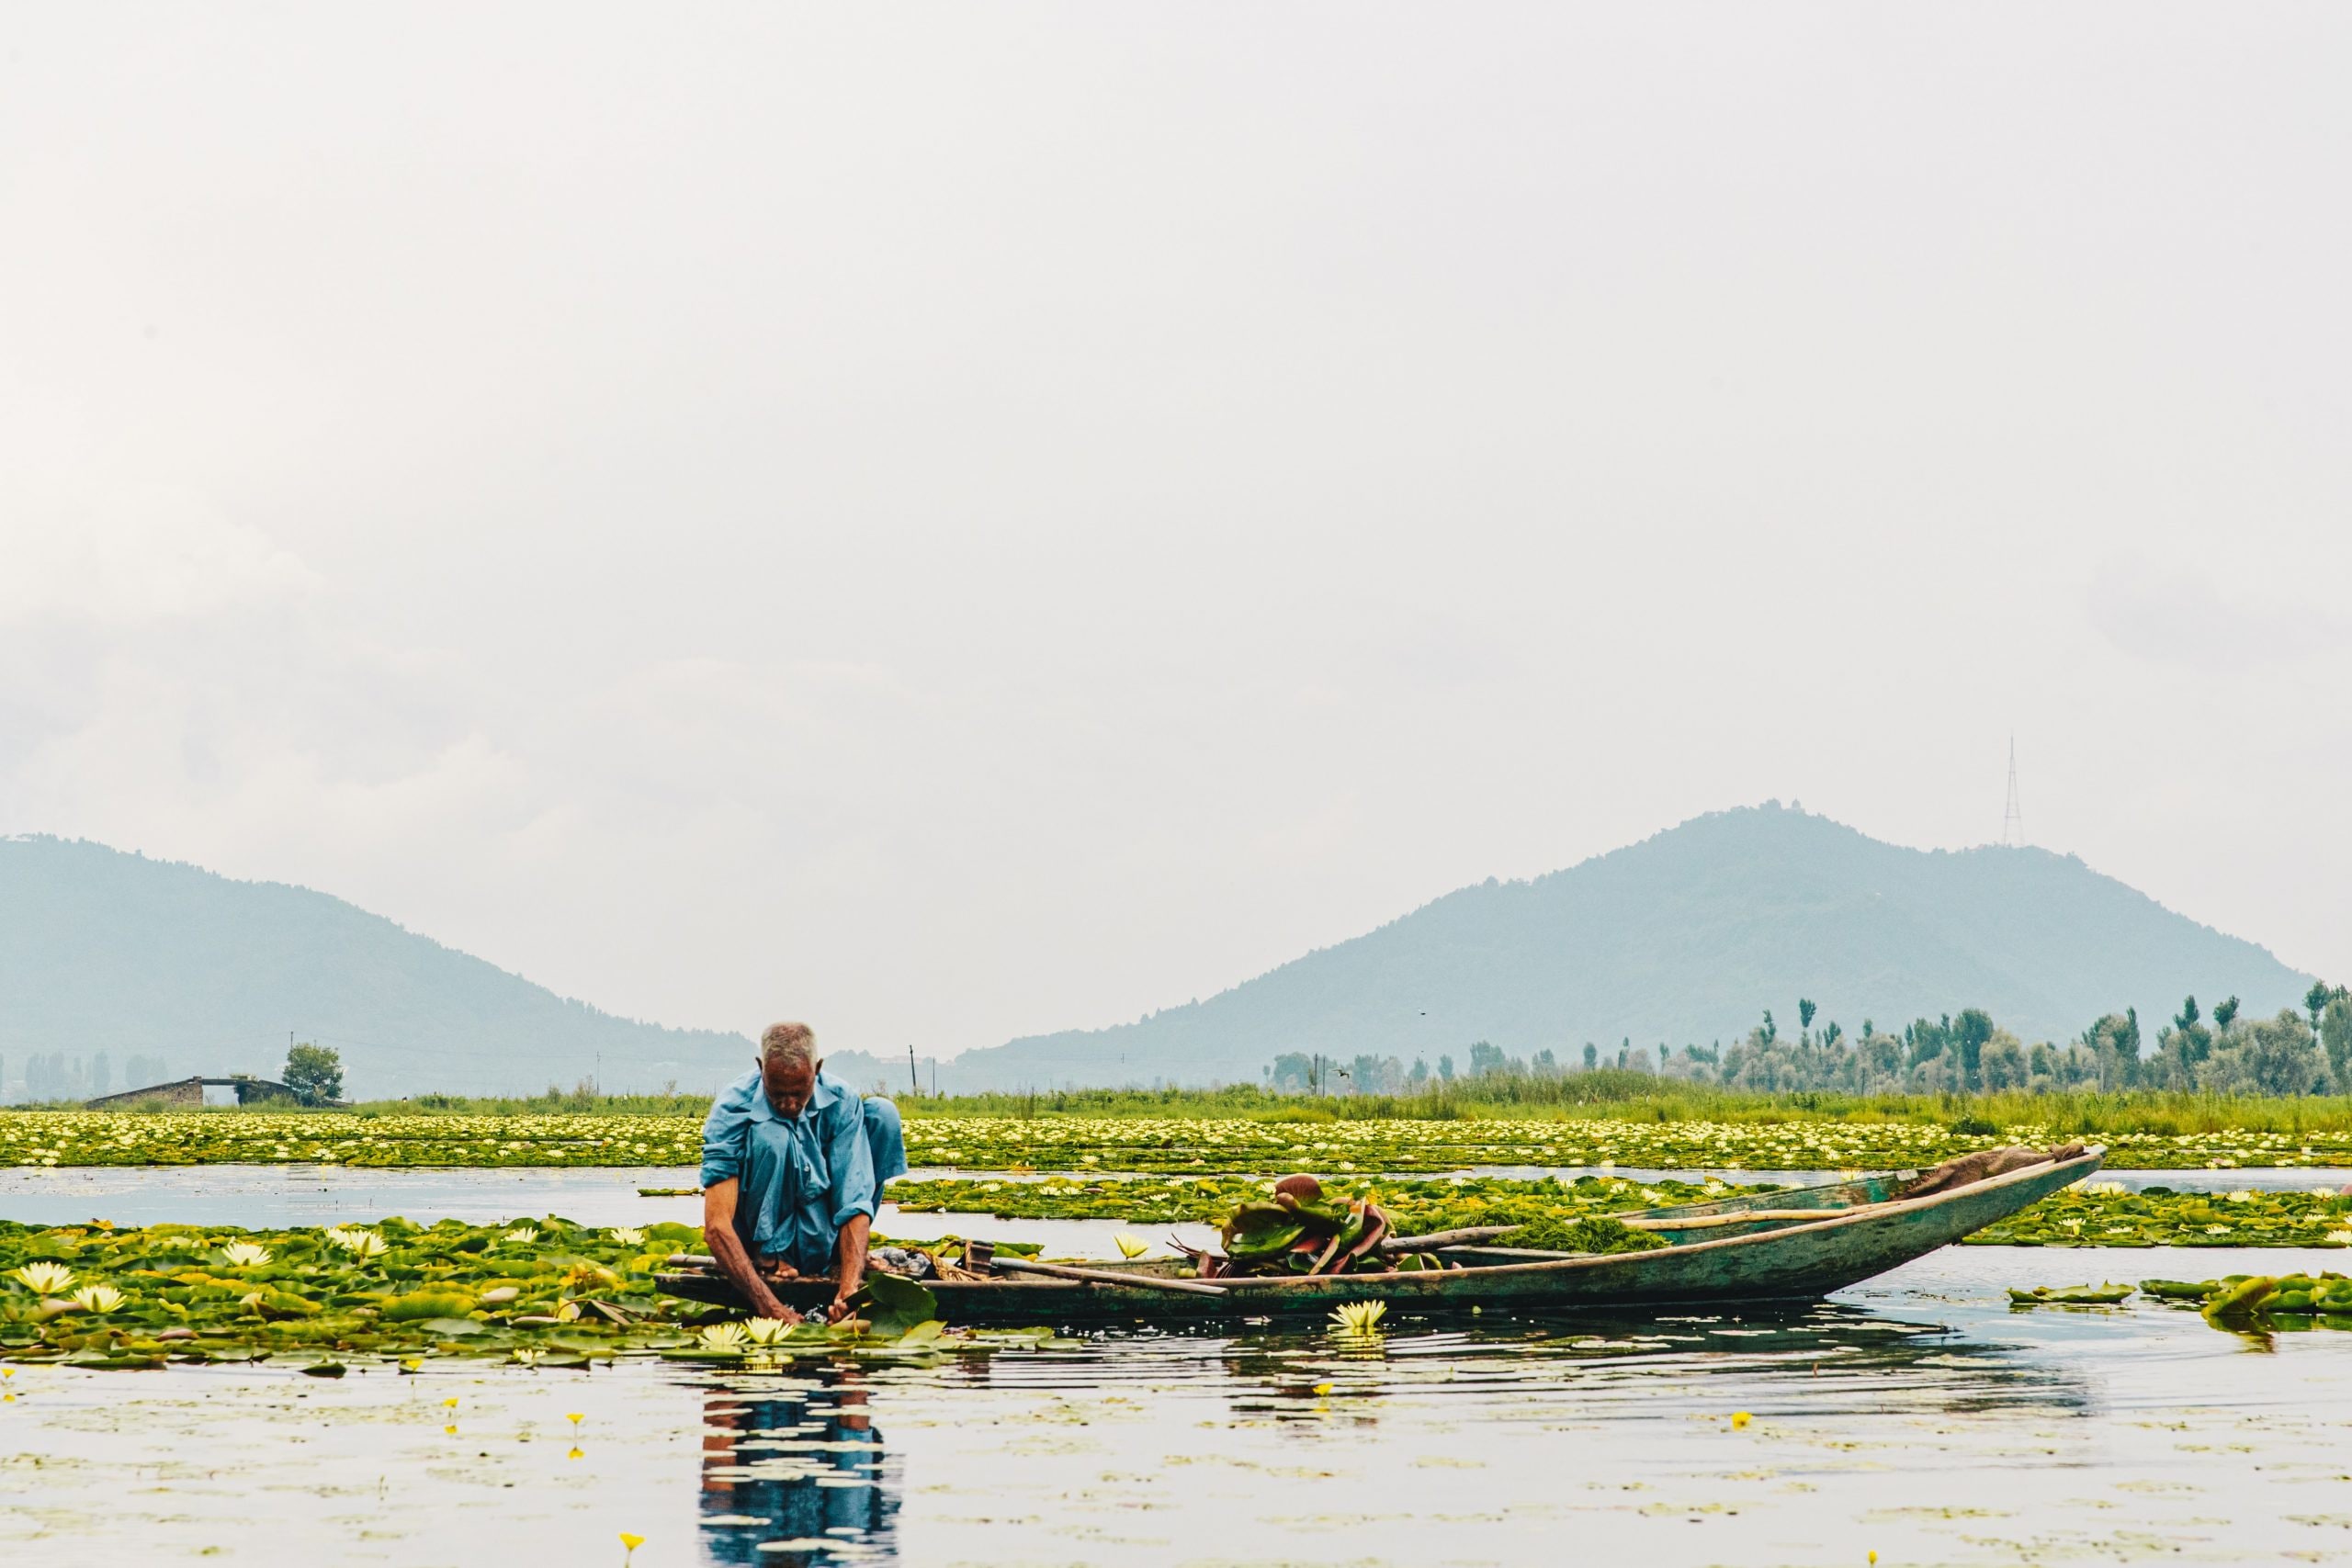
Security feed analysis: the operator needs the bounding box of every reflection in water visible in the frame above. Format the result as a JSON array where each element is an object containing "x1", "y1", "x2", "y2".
[
  {"x1": 1206, "y1": 1300, "x2": 2095, "y2": 1427},
  {"x1": 684, "y1": 1295, "x2": 2107, "y2": 1563},
  {"x1": 7, "y1": 1246, "x2": 2352, "y2": 1567},
  {"x1": 699, "y1": 1371, "x2": 898, "y2": 1564}
]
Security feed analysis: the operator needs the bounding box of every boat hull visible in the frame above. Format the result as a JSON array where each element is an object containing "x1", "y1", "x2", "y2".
[{"x1": 664, "y1": 1149, "x2": 2102, "y2": 1326}]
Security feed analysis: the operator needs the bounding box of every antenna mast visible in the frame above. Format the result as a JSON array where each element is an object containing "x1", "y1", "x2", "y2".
[{"x1": 2001, "y1": 737, "x2": 2025, "y2": 847}]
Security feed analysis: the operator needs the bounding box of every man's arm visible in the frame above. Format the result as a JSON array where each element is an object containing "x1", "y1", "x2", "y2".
[
  {"x1": 828, "y1": 1212, "x2": 871, "y2": 1323},
  {"x1": 704, "y1": 1179, "x2": 797, "y2": 1323}
]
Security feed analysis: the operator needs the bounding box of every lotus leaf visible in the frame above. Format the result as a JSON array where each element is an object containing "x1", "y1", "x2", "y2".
[
  {"x1": 853, "y1": 1272, "x2": 939, "y2": 1338},
  {"x1": 2007, "y1": 1283, "x2": 2132, "y2": 1305}
]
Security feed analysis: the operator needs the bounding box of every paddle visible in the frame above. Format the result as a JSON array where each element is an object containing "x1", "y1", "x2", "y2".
[{"x1": 984, "y1": 1257, "x2": 1230, "y2": 1297}]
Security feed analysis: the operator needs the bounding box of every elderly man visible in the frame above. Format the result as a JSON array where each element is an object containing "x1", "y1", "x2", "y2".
[{"x1": 701, "y1": 1021, "x2": 909, "y2": 1323}]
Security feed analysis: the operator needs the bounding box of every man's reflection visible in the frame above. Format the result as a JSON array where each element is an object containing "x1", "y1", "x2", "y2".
[{"x1": 699, "y1": 1371, "x2": 895, "y2": 1564}]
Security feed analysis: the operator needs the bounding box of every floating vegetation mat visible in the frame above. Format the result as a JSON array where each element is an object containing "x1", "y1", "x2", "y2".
[
  {"x1": 2014, "y1": 1272, "x2": 2352, "y2": 1338},
  {"x1": 1962, "y1": 1182, "x2": 2352, "y2": 1248},
  {"x1": 899, "y1": 1118, "x2": 2352, "y2": 1173},
  {"x1": 895, "y1": 1173, "x2": 2352, "y2": 1249},
  {"x1": 1, "y1": 1112, "x2": 700, "y2": 1168},
  {"x1": 10, "y1": 1111, "x2": 2352, "y2": 1172},
  {"x1": 895, "y1": 1172, "x2": 1772, "y2": 1234},
  {"x1": 0, "y1": 1219, "x2": 1044, "y2": 1371}
]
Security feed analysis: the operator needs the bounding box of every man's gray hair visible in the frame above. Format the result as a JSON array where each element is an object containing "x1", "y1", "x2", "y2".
[{"x1": 760, "y1": 1021, "x2": 817, "y2": 1073}]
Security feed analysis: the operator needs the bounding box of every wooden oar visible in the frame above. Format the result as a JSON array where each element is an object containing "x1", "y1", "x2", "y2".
[
  {"x1": 1377, "y1": 1225, "x2": 1517, "y2": 1253},
  {"x1": 987, "y1": 1258, "x2": 1229, "y2": 1296},
  {"x1": 1617, "y1": 1207, "x2": 1871, "y2": 1232}
]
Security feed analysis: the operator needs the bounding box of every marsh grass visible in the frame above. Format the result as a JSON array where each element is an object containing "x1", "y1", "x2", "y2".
[{"x1": 876, "y1": 1078, "x2": 2352, "y2": 1138}]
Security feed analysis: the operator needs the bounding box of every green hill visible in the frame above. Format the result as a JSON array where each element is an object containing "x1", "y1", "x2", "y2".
[
  {"x1": 942, "y1": 804, "x2": 2317, "y2": 1089},
  {"x1": 0, "y1": 836, "x2": 751, "y2": 1099}
]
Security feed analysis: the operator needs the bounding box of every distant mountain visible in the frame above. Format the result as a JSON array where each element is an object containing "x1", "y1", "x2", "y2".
[
  {"x1": 0, "y1": 837, "x2": 751, "y2": 1099},
  {"x1": 941, "y1": 804, "x2": 2318, "y2": 1090}
]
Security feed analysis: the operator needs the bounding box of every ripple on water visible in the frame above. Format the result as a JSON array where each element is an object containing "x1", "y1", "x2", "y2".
[{"x1": 6, "y1": 1247, "x2": 2352, "y2": 1564}]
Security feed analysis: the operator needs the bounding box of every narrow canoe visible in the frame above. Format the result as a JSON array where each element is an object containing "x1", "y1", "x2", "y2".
[{"x1": 660, "y1": 1146, "x2": 2103, "y2": 1325}]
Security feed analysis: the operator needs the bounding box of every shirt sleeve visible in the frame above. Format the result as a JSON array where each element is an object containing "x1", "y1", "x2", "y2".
[
  {"x1": 700, "y1": 1080, "x2": 752, "y2": 1189},
  {"x1": 824, "y1": 1090, "x2": 878, "y2": 1227}
]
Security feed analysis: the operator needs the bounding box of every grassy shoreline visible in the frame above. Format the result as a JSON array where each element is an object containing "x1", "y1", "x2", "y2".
[{"x1": 11, "y1": 1105, "x2": 2352, "y2": 1170}]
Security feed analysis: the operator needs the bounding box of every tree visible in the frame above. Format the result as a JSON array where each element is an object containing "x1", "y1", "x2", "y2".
[
  {"x1": 1581, "y1": 1043, "x2": 1598, "y2": 1070},
  {"x1": 1437, "y1": 1054, "x2": 1454, "y2": 1083},
  {"x1": 2203, "y1": 1010, "x2": 2323, "y2": 1097},
  {"x1": 1953, "y1": 1009, "x2": 1996, "y2": 1090},
  {"x1": 283, "y1": 1043, "x2": 344, "y2": 1106},
  {"x1": 1981, "y1": 1032, "x2": 2030, "y2": 1091},
  {"x1": 2323, "y1": 993, "x2": 2352, "y2": 1090},
  {"x1": 1466, "y1": 1042, "x2": 1510, "y2": 1077},
  {"x1": 2213, "y1": 996, "x2": 2241, "y2": 1032},
  {"x1": 2311, "y1": 980, "x2": 2334, "y2": 1037},
  {"x1": 1798, "y1": 998, "x2": 1816, "y2": 1032},
  {"x1": 1760, "y1": 1010, "x2": 1778, "y2": 1045},
  {"x1": 91, "y1": 1051, "x2": 111, "y2": 1096},
  {"x1": 1408, "y1": 1056, "x2": 1430, "y2": 1087},
  {"x1": 2084, "y1": 1011, "x2": 2140, "y2": 1091}
]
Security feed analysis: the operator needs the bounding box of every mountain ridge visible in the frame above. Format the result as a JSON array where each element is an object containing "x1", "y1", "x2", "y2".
[
  {"x1": 0, "y1": 835, "x2": 752, "y2": 1099},
  {"x1": 2, "y1": 807, "x2": 2318, "y2": 1099},
  {"x1": 933, "y1": 804, "x2": 2314, "y2": 1089}
]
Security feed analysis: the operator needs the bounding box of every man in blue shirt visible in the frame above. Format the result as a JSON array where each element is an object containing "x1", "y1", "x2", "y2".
[{"x1": 701, "y1": 1021, "x2": 909, "y2": 1323}]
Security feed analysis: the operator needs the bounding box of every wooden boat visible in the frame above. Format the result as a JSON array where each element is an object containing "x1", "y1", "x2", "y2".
[{"x1": 659, "y1": 1145, "x2": 2103, "y2": 1325}]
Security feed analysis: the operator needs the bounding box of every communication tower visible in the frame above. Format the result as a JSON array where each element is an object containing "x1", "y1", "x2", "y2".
[{"x1": 2001, "y1": 737, "x2": 2025, "y2": 847}]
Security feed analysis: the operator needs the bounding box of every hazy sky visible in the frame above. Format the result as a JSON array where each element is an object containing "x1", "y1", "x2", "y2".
[{"x1": 5, "y1": 7, "x2": 2347, "y2": 1060}]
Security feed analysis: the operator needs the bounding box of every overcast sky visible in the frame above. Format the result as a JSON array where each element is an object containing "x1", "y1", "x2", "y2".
[{"x1": 4, "y1": 6, "x2": 2347, "y2": 1060}]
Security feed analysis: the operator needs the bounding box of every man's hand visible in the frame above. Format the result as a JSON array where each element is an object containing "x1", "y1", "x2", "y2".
[
  {"x1": 705, "y1": 1179, "x2": 797, "y2": 1321},
  {"x1": 828, "y1": 1212, "x2": 873, "y2": 1325}
]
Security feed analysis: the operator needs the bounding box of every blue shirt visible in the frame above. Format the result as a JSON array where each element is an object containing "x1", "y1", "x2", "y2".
[{"x1": 699, "y1": 1068, "x2": 878, "y2": 1274}]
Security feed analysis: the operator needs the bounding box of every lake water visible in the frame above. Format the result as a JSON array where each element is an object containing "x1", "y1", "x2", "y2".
[
  {"x1": 6, "y1": 1244, "x2": 2352, "y2": 1566},
  {"x1": 11, "y1": 1168, "x2": 2352, "y2": 1565}
]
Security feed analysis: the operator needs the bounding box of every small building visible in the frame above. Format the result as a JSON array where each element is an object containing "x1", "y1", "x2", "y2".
[{"x1": 85, "y1": 1076, "x2": 306, "y2": 1110}]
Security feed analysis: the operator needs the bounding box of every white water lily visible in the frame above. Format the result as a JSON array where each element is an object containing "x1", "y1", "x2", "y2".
[
  {"x1": 324, "y1": 1227, "x2": 389, "y2": 1258},
  {"x1": 70, "y1": 1283, "x2": 126, "y2": 1314},
  {"x1": 220, "y1": 1243, "x2": 273, "y2": 1267},
  {"x1": 503, "y1": 1226, "x2": 541, "y2": 1245},
  {"x1": 11, "y1": 1262, "x2": 74, "y2": 1294},
  {"x1": 2084, "y1": 1181, "x2": 2129, "y2": 1197},
  {"x1": 607, "y1": 1227, "x2": 646, "y2": 1247},
  {"x1": 2328, "y1": 1231, "x2": 2352, "y2": 1246},
  {"x1": 696, "y1": 1321, "x2": 750, "y2": 1350},
  {"x1": 510, "y1": 1348, "x2": 542, "y2": 1367},
  {"x1": 2312, "y1": 1188, "x2": 2346, "y2": 1201},
  {"x1": 1329, "y1": 1299, "x2": 1388, "y2": 1337},
  {"x1": 1114, "y1": 1235, "x2": 1149, "y2": 1260},
  {"x1": 741, "y1": 1316, "x2": 791, "y2": 1346},
  {"x1": 2225, "y1": 1190, "x2": 2259, "y2": 1203}
]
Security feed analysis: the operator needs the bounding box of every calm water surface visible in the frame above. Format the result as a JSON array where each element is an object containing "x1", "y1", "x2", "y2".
[{"x1": 8, "y1": 1240, "x2": 2352, "y2": 1566}]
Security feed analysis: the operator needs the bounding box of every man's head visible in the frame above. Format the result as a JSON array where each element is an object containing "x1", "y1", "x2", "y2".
[{"x1": 759, "y1": 1021, "x2": 820, "y2": 1118}]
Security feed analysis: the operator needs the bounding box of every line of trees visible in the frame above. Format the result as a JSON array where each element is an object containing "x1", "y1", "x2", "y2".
[
  {"x1": 1268, "y1": 981, "x2": 2352, "y2": 1099},
  {"x1": 7, "y1": 1053, "x2": 180, "y2": 1103}
]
